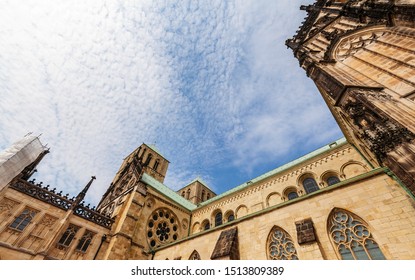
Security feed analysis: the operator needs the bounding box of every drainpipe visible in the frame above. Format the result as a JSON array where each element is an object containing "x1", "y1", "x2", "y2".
[{"x1": 94, "y1": 234, "x2": 107, "y2": 260}]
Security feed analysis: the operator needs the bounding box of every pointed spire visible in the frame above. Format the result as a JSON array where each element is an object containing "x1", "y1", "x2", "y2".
[{"x1": 72, "y1": 176, "x2": 96, "y2": 209}]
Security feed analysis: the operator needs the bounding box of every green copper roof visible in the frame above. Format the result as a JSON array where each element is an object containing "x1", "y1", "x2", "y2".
[
  {"x1": 140, "y1": 137, "x2": 347, "y2": 211},
  {"x1": 179, "y1": 177, "x2": 216, "y2": 194},
  {"x1": 141, "y1": 173, "x2": 197, "y2": 211},
  {"x1": 147, "y1": 144, "x2": 167, "y2": 160},
  {"x1": 199, "y1": 137, "x2": 348, "y2": 206}
]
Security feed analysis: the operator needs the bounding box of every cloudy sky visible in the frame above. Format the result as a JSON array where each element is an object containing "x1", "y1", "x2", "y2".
[{"x1": 0, "y1": 0, "x2": 343, "y2": 206}]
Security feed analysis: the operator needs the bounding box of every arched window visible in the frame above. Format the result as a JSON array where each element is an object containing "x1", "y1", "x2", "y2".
[
  {"x1": 202, "y1": 219, "x2": 210, "y2": 231},
  {"x1": 145, "y1": 153, "x2": 152, "y2": 166},
  {"x1": 181, "y1": 191, "x2": 185, "y2": 197},
  {"x1": 207, "y1": 193, "x2": 210, "y2": 200},
  {"x1": 57, "y1": 224, "x2": 80, "y2": 247},
  {"x1": 186, "y1": 189, "x2": 191, "y2": 199},
  {"x1": 9, "y1": 208, "x2": 37, "y2": 231},
  {"x1": 189, "y1": 250, "x2": 201, "y2": 260},
  {"x1": 327, "y1": 176, "x2": 340, "y2": 186},
  {"x1": 328, "y1": 208, "x2": 386, "y2": 260},
  {"x1": 224, "y1": 211, "x2": 235, "y2": 223},
  {"x1": 201, "y1": 190, "x2": 206, "y2": 202},
  {"x1": 76, "y1": 231, "x2": 95, "y2": 253},
  {"x1": 214, "y1": 212, "x2": 222, "y2": 227},
  {"x1": 153, "y1": 159, "x2": 160, "y2": 171},
  {"x1": 287, "y1": 191, "x2": 298, "y2": 200},
  {"x1": 267, "y1": 226, "x2": 298, "y2": 260},
  {"x1": 302, "y1": 178, "x2": 319, "y2": 194}
]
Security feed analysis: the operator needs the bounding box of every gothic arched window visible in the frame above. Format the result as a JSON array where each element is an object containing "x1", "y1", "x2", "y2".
[
  {"x1": 328, "y1": 208, "x2": 386, "y2": 260},
  {"x1": 76, "y1": 231, "x2": 95, "y2": 253},
  {"x1": 267, "y1": 226, "x2": 298, "y2": 260},
  {"x1": 327, "y1": 176, "x2": 340, "y2": 186},
  {"x1": 9, "y1": 208, "x2": 37, "y2": 231},
  {"x1": 302, "y1": 178, "x2": 319, "y2": 194},
  {"x1": 57, "y1": 224, "x2": 80, "y2": 247}
]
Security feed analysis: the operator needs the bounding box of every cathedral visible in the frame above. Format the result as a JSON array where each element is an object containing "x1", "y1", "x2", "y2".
[{"x1": 1, "y1": 0, "x2": 415, "y2": 260}]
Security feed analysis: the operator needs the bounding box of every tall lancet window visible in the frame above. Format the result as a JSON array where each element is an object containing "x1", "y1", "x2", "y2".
[
  {"x1": 328, "y1": 208, "x2": 386, "y2": 260},
  {"x1": 267, "y1": 226, "x2": 298, "y2": 260}
]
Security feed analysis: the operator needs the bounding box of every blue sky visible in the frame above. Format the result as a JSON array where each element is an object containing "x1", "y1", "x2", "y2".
[{"x1": 0, "y1": 0, "x2": 343, "y2": 206}]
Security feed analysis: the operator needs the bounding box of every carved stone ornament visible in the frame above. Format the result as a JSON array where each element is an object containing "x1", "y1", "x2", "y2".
[
  {"x1": 0, "y1": 198, "x2": 20, "y2": 214},
  {"x1": 334, "y1": 31, "x2": 383, "y2": 61},
  {"x1": 146, "y1": 197, "x2": 155, "y2": 208},
  {"x1": 342, "y1": 91, "x2": 415, "y2": 160}
]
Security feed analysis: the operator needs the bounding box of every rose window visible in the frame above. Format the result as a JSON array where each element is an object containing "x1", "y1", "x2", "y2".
[{"x1": 147, "y1": 208, "x2": 179, "y2": 248}]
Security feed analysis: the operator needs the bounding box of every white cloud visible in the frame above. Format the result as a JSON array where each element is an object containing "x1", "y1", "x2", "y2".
[{"x1": 0, "y1": 0, "x2": 342, "y2": 205}]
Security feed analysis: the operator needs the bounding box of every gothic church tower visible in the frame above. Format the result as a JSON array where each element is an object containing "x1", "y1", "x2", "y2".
[
  {"x1": 286, "y1": 0, "x2": 415, "y2": 195},
  {"x1": 95, "y1": 143, "x2": 188, "y2": 259}
]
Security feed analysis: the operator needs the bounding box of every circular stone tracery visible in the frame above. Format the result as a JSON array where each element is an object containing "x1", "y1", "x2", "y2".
[{"x1": 147, "y1": 208, "x2": 179, "y2": 248}]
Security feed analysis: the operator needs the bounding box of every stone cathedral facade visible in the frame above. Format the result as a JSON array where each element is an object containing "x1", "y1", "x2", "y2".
[{"x1": 1, "y1": 0, "x2": 415, "y2": 260}]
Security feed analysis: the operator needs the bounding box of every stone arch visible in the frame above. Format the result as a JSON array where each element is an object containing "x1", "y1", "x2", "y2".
[
  {"x1": 340, "y1": 161, "x2": 368, "y2": 179},
  {"x1": 201, "y1": 219, "x2": 210, "y2": 231},
  {"x1": 326, "y1": 25, "x2": 390, "y2": 62},
  {"x1": 320, "y1": 170, "x2": 341, "y2": 187},
  {"x1": 282, "y1": 186, "x2": 301, "y2": 201},
  {"x1": 327, "y1": 207, "x2": 386, "y2": 260},
  {"x1": 266, "y1": 225, "x2": 299, "y2": 260},
  {"x1": 192, "y1": 222, "x2": 200, "y2": 234},
  {"x1": 265, "y1": 192, "x2": 281, "y2": 207},
  {"x1": 211, "y1": 209, "x2": 223, "y2": 227},
  {"x1": 327, "y1": 25, "x2": 415, "y2": 95},
  {"x1": 296, "y1": 171, "x2": 318, "y2": 186},
  {"x1": 297, "y1": 172, "x2": 320, "y2": 194},
  {"x1": 235, "y1": 205, "x2": 248, "y2": 219},
  {"x1": 224, "y1": 210, "x2": 235, "y2": 222}
]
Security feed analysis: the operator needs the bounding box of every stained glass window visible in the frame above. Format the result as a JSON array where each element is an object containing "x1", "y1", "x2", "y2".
[
  {"x1": 267, "y1": 226, "x2": 299, "y2": 260},
  {"x1": 328, "y1": 209, "x2": 386, "y2": 260}
]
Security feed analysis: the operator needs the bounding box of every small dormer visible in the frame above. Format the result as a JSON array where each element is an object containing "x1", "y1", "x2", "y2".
[{"x1": 177, "y1": 178, "x2": 216, "y2": 205}]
